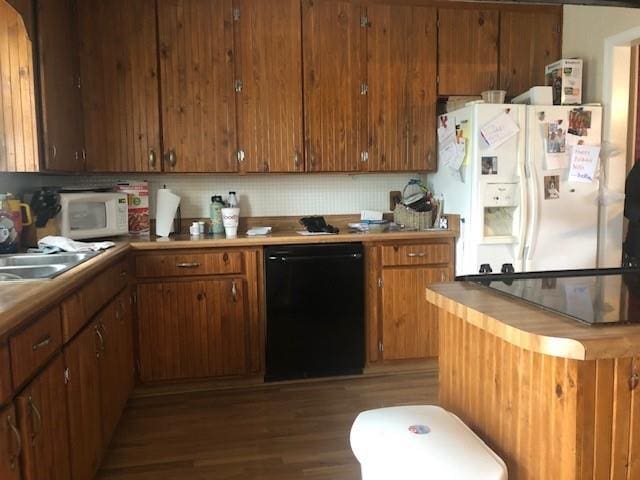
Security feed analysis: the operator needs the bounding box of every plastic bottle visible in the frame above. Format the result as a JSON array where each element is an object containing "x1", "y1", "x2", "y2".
[
  {"x1": 227, "y1": 191, "x2": 239, "y2": 208},
  {"x1": 210, "y1": 195, "x2": 225, "y2": 234},
  {"x1": 0, "y1": 194, "x2": 18, "y2": 253}
]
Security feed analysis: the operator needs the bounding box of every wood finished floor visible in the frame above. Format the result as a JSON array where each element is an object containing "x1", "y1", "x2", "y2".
[{"x1": 97, "y1": 372, "x2": 438, "y2": 479}]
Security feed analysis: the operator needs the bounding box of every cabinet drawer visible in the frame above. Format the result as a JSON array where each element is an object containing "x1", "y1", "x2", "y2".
[
  {"x1": 135, "y1": 251, "x2": 244, "y2": 278},
  {"x1": 61, "y1": 259, "x2": 129, "y2": 342},
  {"x1": 9, "y1": 308, "x2": 62, "y2": 388},
  {"x1": 381, "y1": 243, "x2": 452, "y2": 267}
]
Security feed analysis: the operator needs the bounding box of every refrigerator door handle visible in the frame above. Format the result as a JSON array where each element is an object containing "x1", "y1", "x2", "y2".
[
  {"x1": 525, "y1": 148, "x2": 540, "y2": 270},
  {"x1": 515, "y1": 142, "x2": 528, "y2": 265}
]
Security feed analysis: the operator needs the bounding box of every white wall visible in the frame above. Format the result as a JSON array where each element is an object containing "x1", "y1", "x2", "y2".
[
  {"x1": 563, "y1": 4, "x2": 640, "y2": 267},
  {"x1": 563, "y1": 5, "x2": 640, "y2": 104},
  {"x1": 0, "y1": 172, "x2": 422, "y2": 218}
]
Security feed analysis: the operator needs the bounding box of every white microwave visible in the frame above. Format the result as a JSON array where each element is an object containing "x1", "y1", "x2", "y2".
[{"x1": 58, "y1": 192, "x2": 129, "y2": 240}]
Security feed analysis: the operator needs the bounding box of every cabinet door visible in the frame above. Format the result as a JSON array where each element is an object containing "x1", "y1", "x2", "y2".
[
  {"x1": 158, "y1": 0, "x2": 237, "y2": 173},
  {"x1": 499, "y1": 7, "x2": 562, "y2": 97},
  {"x1": 438, "y1": 7, "x2": 499, "y2": 96},
  {"x1": 381, "y1": 267, "x2": 450, "y2": 360},
  {"x1": 98, "y1": 290, "x2": 134, "y2": 446},
  {"x1": 36, "y1": 0, "x2": 85, "y2": 171},
  {"x1": 0, "y1": 404, "x2": 21, "y2": 480},
  {"x1": 235, "y1": 0, "x2": 303, "y2": 173},
  {"x1": 64, "y1": 321, "x2": 103, "y2": 480},
  {"x1": 367, "y1": 4, "x2": 436, "y2": 172},
  {"x1": 77, "y1": 0, "x2": 161, "y2": 172},
  {"x1": 137, "y1": 278, "x2": 247, "y2": 382},
  {"x1": 16, "y1": 355, "x2": 71, "y2": 480},
  {"x1": 302, "y1": 0, "x2": 364, "y2": 172},
  {"x1": 0, "y1": 0, "x2": 39, "y2": 172}
]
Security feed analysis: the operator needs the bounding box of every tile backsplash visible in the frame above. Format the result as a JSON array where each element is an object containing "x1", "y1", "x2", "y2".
[{"x1": 0, "y1": 172, "x2": 424, "y2": 218}]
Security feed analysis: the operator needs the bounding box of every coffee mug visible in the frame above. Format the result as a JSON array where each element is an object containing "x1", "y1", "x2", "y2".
[{"x1": 221, "y1": 207, "x2": 240, "y2": 238}]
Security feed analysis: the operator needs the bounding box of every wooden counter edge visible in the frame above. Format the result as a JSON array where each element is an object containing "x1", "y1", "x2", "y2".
[{"x1": 425, "y1": 285, "x2": 589, "y2": 360}]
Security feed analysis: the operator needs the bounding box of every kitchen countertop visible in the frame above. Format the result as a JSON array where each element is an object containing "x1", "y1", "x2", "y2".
[
  {"x1": 426, "y1": 281, "x2": 640, "y2": 360},
  {"x1": 0, "y1": 226, "x2": 458, "y2": 343}
]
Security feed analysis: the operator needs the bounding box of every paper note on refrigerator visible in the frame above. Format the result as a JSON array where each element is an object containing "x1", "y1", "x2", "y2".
[
  {"x1": 439, "y1": 141, "x2": 458, "y2": 168},
  {"x1": 480, "y1": 112, "x2": 520, "y2": 149},
  {"x1": 568, "y1": 145, "x2": 600, "y2": 183}
]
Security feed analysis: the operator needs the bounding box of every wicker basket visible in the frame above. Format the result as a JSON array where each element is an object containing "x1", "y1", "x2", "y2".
[{"x1": 393, "y1": 203, "x2": 433, "y2": 230}]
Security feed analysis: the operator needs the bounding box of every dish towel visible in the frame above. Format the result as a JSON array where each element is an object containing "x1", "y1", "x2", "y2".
[{"x1": 34, "y1": 236, "x2": 116, "y2": 253}]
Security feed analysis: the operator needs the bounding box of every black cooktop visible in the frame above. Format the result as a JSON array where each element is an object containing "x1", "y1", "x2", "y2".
[{"x1": 458, "y1": 268, "x2": 640, "y2": 326}]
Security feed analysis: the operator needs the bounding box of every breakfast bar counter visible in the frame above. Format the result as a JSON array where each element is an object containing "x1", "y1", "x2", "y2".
[{"x1": 427, "y1": 276, "x2": 640, "y2": 480}]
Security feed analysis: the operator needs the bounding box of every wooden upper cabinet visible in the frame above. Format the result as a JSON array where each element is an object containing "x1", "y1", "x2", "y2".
[
  {"x1": 158, "y1": 0, "x2": 237, "y2": 173},
  {"x1": 235, "y1": 0, "x2": 303, "y2": 173},
  {"x1": 499, "y1": 7, "x2": 562, "y2": 97},
  {"x1": 77, "y1": 0, "x2": 161, "y2": 172},
  {"x1": 438, "y1": 7, "x2": 499, "y2": 96},
  {"x1": 366, "y1": 5, "x2": 436, "y2": 172},
  {"x1": 0, "y1": 0, "x2": 39, "y2": 172},
  {"x1": 302, "y1": 0, "x2": 364, "y2": 172},
  {"x1": 16, "y1": 355, "x2": 71, "y2": 480},
  {"x1": 36, "y1": 0, "x2": 85, "y2": 172}
]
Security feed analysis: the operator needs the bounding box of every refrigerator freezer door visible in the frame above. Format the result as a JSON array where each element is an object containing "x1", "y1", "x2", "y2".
[{"x1": 524, "y1": 106, "x2": 602, "y2": 272}]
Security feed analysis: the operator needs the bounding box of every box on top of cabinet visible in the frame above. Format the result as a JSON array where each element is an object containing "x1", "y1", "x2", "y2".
[{"x1": 545, "y1": 59, "x2": 583, "y2": 105}]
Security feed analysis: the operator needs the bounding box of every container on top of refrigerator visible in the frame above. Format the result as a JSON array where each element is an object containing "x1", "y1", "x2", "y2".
[{"x1": 545, "y1": 59, "x2": 583, "y2": 105}]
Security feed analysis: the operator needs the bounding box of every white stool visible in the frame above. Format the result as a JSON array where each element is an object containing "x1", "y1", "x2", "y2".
[{"x1": 350, "y1": 405, "x2": 507, "y2": 480}]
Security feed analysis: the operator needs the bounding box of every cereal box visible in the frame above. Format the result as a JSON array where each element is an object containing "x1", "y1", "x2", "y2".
[
  {"x1": 116, "y1": 181, "x2": 150, "y2": 235},
  {"x1": 545, "y1": 59, "x2": 583, "y2": 105}
]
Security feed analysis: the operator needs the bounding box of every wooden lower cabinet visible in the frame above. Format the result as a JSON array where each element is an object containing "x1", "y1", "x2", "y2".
[
  {"x1": 380, "y1": 266, "x2": 450, "y2": 360},
  {"x1": 64, "y1": 320, "x2": 103, "y2": 480},
  {"x1": 137, "y1": 278, "x2": 248, "y2": 382},
  {"x1": 367, "y1": 240, "x2": 455, "y2": 364},
  {"x1": 0, "y1": 404, "x2": 21, "y2": 480},
  {"x1": 98, "y1": 289, "x2": 135, "y2": 444},
  {"x1": 16, "y1": 355, "x2": 71, "y2": 480}
]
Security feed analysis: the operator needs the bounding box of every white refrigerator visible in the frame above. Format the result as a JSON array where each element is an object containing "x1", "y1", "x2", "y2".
[{"x1": 430, "y1": 103, "x2": 602, "y2": 276}]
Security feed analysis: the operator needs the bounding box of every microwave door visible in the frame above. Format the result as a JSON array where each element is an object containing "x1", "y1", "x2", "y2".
[{"x1": 69, "y1": 202, "x2": 108, "y2": 231}]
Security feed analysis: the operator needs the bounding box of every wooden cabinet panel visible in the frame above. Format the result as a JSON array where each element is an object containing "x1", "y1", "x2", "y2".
[
  {"x1": 366, "y1": 5, "x2": 436, "y2": 172},
  {"x1": 381, "y1": 267, "x2": 450, "y2": 360},
  {"x1": 0, "y1": 0, "x2": 39, "y2": 172},
  {"x1": 9, "y1": 308, "x2": 62, "y2": 388},
  {"x1": 235, "y1": 0, "x2": 303, "y2": 173},
  {"x1": 0, "y1": 404, "x2": 21, "y2": 480},
  {"x1": 302, "y1": 0, "x2": 364, "y2": 172},
  {"x1": 135, "y1": 250, "x2": 243, "y2": 278},
  {"x1": 0, "y1": 344, "x2": 12, "y2": 405},
  {"x1": 499, "y1": 8, "x2": 562, "y2": 97},
  {"x1": 381, "y1": 242, "x2": 452, "y2": 267},
  {"x1": 64, "y1": 320, "x2": 103, "y2": 480},
  {"x1": 438, "y1": 7, "x2": 499, "y2": 96},
  {"x1": 77, "y1": 0, "x2": 161, "y2": 172},
  {"x1": 158, "y1": 0, "x2": 237, "y2": 173},
  {"x1": 60, "y1": 258, "x2": 129, "y2": 341},
  {"x1": 98, "y1": 290, "x2": 134, "y2": 445},
  {"x1": 36, "y1": 0, "x2": 85, "y2": 171},
  {"x1": 137, "y1": 278, "x2": 247, "y2": 382},
  {"x1": 16, "y1": 355, "x2": 71, "y2": 480}
]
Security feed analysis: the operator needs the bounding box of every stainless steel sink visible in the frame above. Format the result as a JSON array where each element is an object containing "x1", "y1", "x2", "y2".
[{"x1": 0, "y1": 252, "x2": 100, "y2": 281}]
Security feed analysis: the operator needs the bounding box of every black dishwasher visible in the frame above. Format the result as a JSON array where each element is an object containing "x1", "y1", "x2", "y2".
[{"x1": 265, "y1": 243, "x2": 364, "y2": 381}]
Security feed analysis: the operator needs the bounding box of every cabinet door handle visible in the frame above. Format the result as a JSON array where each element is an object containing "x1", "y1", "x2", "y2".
[
  {"x1": 231, "y1": 281, "x2": 238, "y2": 303},
  {"x1": 407, "y1": 252, "x2": 426, "y2": 258},
  {"x1": 440, "y1": 271, "x2": 446, "y2": 282},
  {"x1": 148, "y1": 149, "x2": 156, "y2": 169},
  {"x1": 32, "y1": 335, "x2": 51, "y2": 351},
  {"x1": 7, "y1": 414, "x2": 21, "y2": 470},
  {"x1": 166, "y1": 149, "x2": 177, "y2": 168},
  {"x1": 176, "y1": 262, "x2": 200, "y2": 268},
  {"x1": 95, "y1": 326, "x2": 105, "y2": 357},
  {"x1": 27, "y1": 397, "x2": 42, "y2": 445}
]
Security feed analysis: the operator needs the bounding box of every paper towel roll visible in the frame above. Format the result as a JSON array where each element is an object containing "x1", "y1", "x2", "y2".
[{"x1": 155, "y1": 188, "x2": 181, "y2": 237}]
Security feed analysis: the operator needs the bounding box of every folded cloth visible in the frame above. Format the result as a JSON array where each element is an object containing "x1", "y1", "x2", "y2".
[{"x1": 37, "y1": 236, "x2": 116, "y2": 253}]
